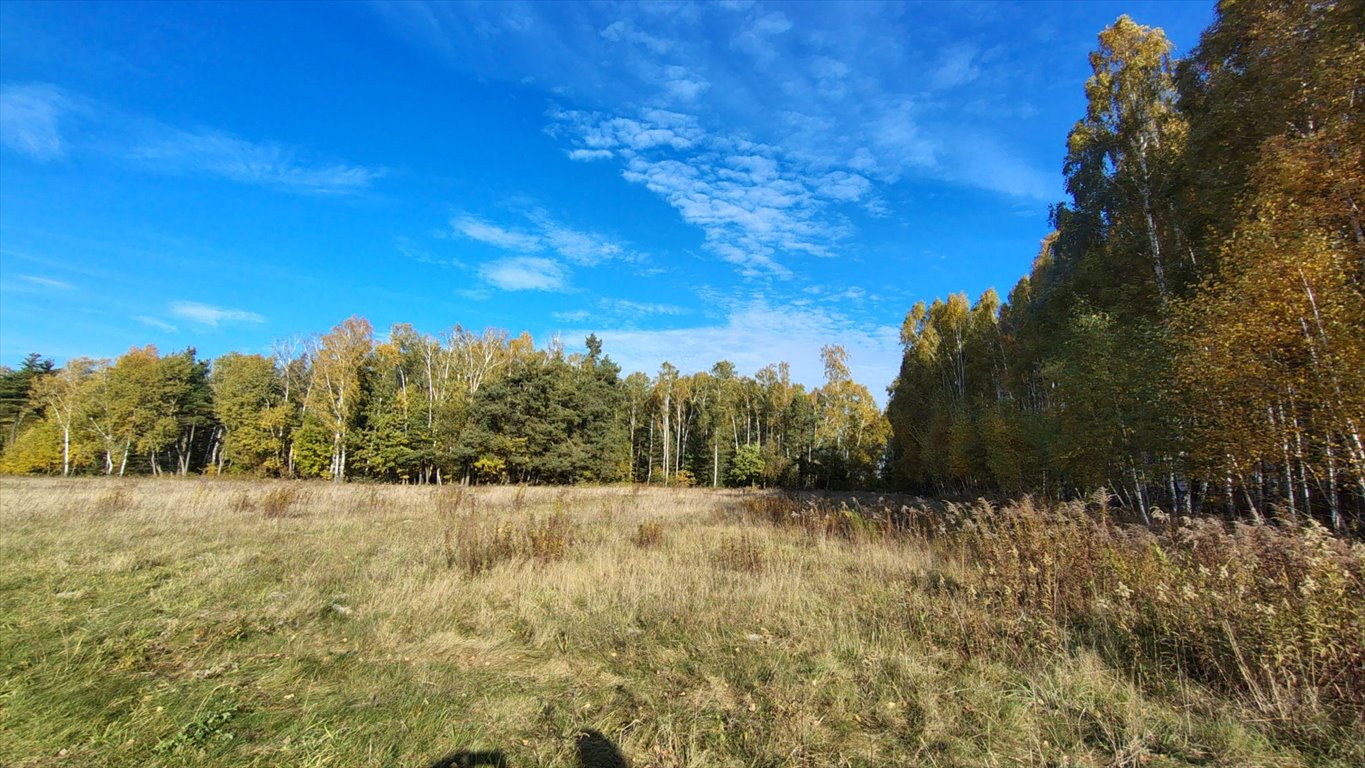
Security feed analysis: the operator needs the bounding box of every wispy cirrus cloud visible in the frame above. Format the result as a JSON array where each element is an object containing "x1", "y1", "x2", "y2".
[
  {"x1": 452, "y1": 210, "x2": 632, "y2": 266},
  {"x1": 453, "y1": 215, "x2": 545, "y2": 252},
  {"x1": 601, "y1": 298, "x2": 687, "y2": 316},
  {"x1": 551, "y1": 105, "x2": 858, "y2": 277},
  {"x1": 130, "y1": 128, "x2": 385, "y2": 194},
  {"x1": 478, "y1": 256, "x2": 567, "y2": 292},
  {"x1": 530, "y1": 212, "x2": 625, "y2": 267},
  {"x1": 0, "y1": 82, "x2": 384, "y2": 195},
  {"x1": 169, "y1": 301, "x2": 264, "y2": 327},
  {"x1": 14, "y1": 274, "x2": 75, "y2": 290},
  {"x1": 0, "y1": 83, "x2": 74, "y2": 160},
  {"x1": 728, "y1": 10, "x2": 792, "y2": 65},
  {"x1": 930, "y1": 43, "x2": 983, "y2": 90},
  {"x1": 373, "y1": 2, "x2": 1060, "y2": 209},
  {"x1": 134, "y1": 315, "x2": 178, "y2": 333},
  {"x1": 551, "y1": 298, "x2": 689, "y2": 326},
  {"x1": 452, "y1": 207, "x2": 640, "y2": 292},
  {"x1": 553, "y1": 309, "x2": 591, "y2": 323},
  {"x1": 600, "y1": 19, "x2": 674, "y2": 56}
]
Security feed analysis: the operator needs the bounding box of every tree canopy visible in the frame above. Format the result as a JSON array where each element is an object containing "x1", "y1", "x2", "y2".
[{"x1": 887, "y1": 0, "x2": 1365, "y2": 528}]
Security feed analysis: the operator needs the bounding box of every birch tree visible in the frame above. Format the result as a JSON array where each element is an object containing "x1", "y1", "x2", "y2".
[
  {"x1": 30, "y1": 357, "x2": 94, "y2": 476},
  {"x1": 305, "y1": 316, "x2": 374, "y2": 483}
]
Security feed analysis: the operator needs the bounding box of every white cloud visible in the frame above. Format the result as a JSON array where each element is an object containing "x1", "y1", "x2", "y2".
[
  {"x1": 600, "y1": 19, "x2": 673, "y2": 55},
  {"x1": 453, "y1": 208, "x2": 638, "y2": 274},
  {"x1": 16, "y1": 274, "x2": 75, "y2": 290},
  {"x1": 532, "y1": 215, "x2": 624, "y2": 266},
  {"x1": 599, "y1": 299, "x2": 687, "y2": 316},
  {"x1": 554, "y1": 107, "x2": 853, "y2": 277},
  {"x1": 813, "y1": 171, "x2": 872, "y2": 202},
  {"x1": 446, "y1": 208, "x2": 643, "y2": 293},
  {"x1": 730, "y1": 11, "x2": 792, "y2": 64},
  {"x1": 169, "y1": 301, "x2": 265, "y2": 327},
  {"x1": 375, "y1": 1, "x2": 1062, "y2": 279},
  {"x1": 397, "y1": 239, "x2": 466, "y2": 270},
  {"x1": 580, "y1": 298, "x2": 902, "y2": 405},
  {"x1": 810, "y1": 56, "x2": 850, "y2": 83},
  {"x1": 946, "y1": 133, "x2": 1055, "y2": 200},
  {"x1": 479, "y1": 256, "x2": 567, "y2": 291},
  {"x1": 867, "y1": 97, "x2": 937, "y2": 170},
  {"x1": 570, "y1": 110, "x2": 705, "y2": 152},
  {"x1": 452, "y1": 215, "x2": 543, "y2": 251},
  {"x1": 134, "y1": 315, "x2": 178, "y2": 333},
  {"x1": 931, "y1": 43, "x2": 982, "y2": 89},
  {"x1": 567, "y1": 148, "x2": 613, "y2": 161},
  {"x1": 662, "y1": 66, "x2": 710, "y2": 102},
  {"x1": 553, "y1": 309, "x2": 591, "y2": 322},
  {"x1": 375, "y1": 2, "x2": 1060, "y2": 203},
  {"x1": 0, "y1": 84, "x2": 71, "y2": 160},
  {"x1": 131, "y1": 129, "x2": 384, "y2": 194},
  {"x1": 0, "y1": 82, "x2": 383, "y2": 194}
]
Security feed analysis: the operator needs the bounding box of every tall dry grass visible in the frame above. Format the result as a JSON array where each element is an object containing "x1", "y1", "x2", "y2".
[
  {"x1": 437, "y1": 485, "x2": 578, "y2": 574},
  {"x1": 743, "y1": 493, "x2": 1365, "y2": 747}
]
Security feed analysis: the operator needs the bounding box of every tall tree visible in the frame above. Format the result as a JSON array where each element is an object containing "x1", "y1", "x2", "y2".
[
  {"x1": 814, "y1": 345, "x2": 890, "y2": 489},
  {"x1": 160, "y1": 349, "x2": 214, "y2": 476},
  {"x1": 211, "y1": 353, "x2": 287, "y2": 474},
  {"x1": 1064, "y1": 15, "x2": 1188, "y2": 311},
  {"x1": 454, "y1": 337, "x2": 626, "y2": 484},
  {"x1": 0, "y1": 353, "x2": 53, "y2": 455},
  {"x1": 654, "y1": 362, "x2": 679, "y2": 483},
  {"x1": 84, "y1": 347, "x2": 183, "y2": 477},
  {"x1": 28, "y1": 358, "x2": 92, "y2": 476},
  {"x1": 305, "y1": 317, "x2": 374, "y2": 482}
]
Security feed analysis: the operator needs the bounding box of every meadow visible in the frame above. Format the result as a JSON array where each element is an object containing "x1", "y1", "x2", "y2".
[{"x1": 1, "y1": 478, "x2": 1360, "y2": 767}]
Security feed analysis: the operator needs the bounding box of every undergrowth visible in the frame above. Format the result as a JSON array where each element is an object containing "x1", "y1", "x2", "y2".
[
  {"x1": 742, "y1": 493, "x2": 1365, "y2": 751},
  {"x1": 440, "y1": 486, "x2": 577, "y2": 574}
]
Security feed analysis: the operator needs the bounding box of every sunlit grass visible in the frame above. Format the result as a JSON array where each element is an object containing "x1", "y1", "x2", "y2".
[{"x1": 1, "y1": 477, "x2": 1357, "y2": 766}]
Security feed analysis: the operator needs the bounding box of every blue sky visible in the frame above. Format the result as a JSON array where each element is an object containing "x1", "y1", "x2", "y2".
[{"x1": 0, "y1": 0, "x2": 1213, "y2": 399}]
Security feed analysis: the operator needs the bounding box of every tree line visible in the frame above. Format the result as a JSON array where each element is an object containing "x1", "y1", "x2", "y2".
[
  {"x1": 887, "y1": 1, "x2": 1364, "y2": 528},
  {"x1": 0, "y1": 323, "x2": 886, "y2": 489},
  {"x1": 2, "y1": 1, "x2": 1360, "y2": 527}
]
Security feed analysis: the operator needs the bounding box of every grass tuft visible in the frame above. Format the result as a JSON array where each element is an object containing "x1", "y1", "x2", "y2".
[
  {"x1": 631, "y1": 521, "x2": 664, "y2": 549},
  {"x1": 443, "y1": 503, "x2": 576, "y2": 575},
  {"x1": 260, "y1": 485, "x2": 300, "y2": 519},
  {"x1": 713, "y1": 531, "x2": 765, "y2": 573}
]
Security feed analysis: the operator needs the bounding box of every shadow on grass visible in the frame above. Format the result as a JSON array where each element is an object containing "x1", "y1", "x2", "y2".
[
  {"x1": 576, "y1": 729, "x2": 629, "y2": 768},
  {"x1": 426, "y1": 750, "x2": 506, "y2": 768},
  {"x1": 425, "y1": 729, "x2": 628, "y2": 768}
]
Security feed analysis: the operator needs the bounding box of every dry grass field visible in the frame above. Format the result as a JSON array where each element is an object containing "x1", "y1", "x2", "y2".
[{"x1": 1, "y1": 477, "x2": 1361, "y2": 767}]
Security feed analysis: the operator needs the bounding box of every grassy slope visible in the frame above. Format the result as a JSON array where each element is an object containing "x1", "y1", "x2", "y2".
[{"x1": 0, "y1": 478, "x2": 1346, "y2": 767}]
